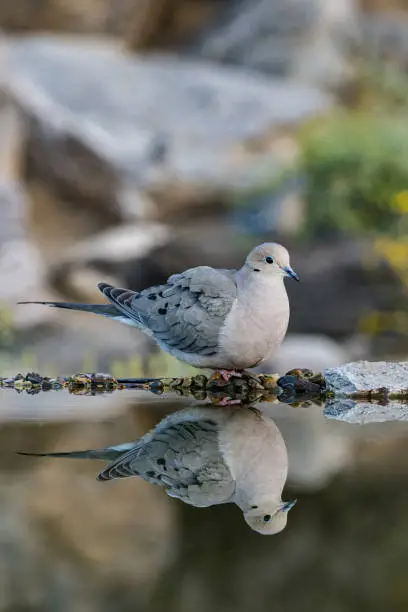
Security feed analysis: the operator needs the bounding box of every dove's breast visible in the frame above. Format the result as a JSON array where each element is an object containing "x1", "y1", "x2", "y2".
[{"x1": 219, "y1": 276, "x2": 289, "y2": 369}]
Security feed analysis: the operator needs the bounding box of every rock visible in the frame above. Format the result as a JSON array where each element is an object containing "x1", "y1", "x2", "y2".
[
  {"x1": 325, "y1": 360, "x2": 408, "y2": 395},
  {"x1": 194, "y1": 0, "x2": 359, "y2": 88},
  {"x1": 324, "y1": 360, "x2": 408, "y2": 422},
  {"x1": 4, "y1": 35, "x2": 332, "y2": 236}
]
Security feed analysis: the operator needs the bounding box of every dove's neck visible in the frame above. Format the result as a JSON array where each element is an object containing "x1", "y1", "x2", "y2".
[
  {"x1": 235, "y1": 266, "x2": 289, "y2": 317},
  {"x1": 234, "y1": 490, "x2": 283, "y2": 513},
  {"x1": 236, "y1": 265, "x2": 286, "y2": 293}
]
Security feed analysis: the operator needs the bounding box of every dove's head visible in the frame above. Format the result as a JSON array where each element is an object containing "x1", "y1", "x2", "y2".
[
  {"x1": 245, "y1": 243, "x2": 299, "y2": 281},
  {"x1": 243, "y1": 499, "x2": 297, "y2": 535}
]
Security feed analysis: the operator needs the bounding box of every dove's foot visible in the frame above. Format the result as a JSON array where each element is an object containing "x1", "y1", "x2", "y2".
[
  {"x1": 215, "y1": 397, "x2": 243, "y2": 407},
  {"x1": 217, "y1": 369, "x2": 243, "y2": 382}
]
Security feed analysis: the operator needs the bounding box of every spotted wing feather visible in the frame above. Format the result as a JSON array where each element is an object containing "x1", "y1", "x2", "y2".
[{"x1": 98, "y1": 267, "x2": 237, "y2": 355}]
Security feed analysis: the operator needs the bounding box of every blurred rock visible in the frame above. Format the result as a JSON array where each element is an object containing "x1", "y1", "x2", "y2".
[
  {"x1": 0, "y1": 95, "x2": 53, "y2": 331},
  {"x1": 360, "y1": 0, "x2": 408, "y2": 14},
  {"x1": 0, "y1": 0, "x2": 135, "y2": 35},
  {"x1": 4, "y1": 35, "x2": 332, "y2": 244},
  {"x1": 285, "y1": 239, "x2": 406, "y2": 338},
  {"x1": 125, "y1": 0, "x2": 220, "y2": 50},
  {"x1": 46, "y1": 219, "x2": 247, "y2": 299},
  {"x1": 0, "y1": 0, "x2": 218, "y2": 49},
  {"x1": 259, "y1": 334, "x2": 350, "y2": 375},
  {"x1": 0, "y1": 181, "x2": 50, "y2": 331},
  {"x1": 47, "y1": 222, "x2": 171, "y2": 300},
  {"x1": 360, "y1": 12, "x2": 408, "y2": 62},
  {"x1": 232, "y1": 172, "x2": 307, "y2": 238},
  {"x1": 194, "y1": 0, "x2": 359, "y2": 88}
]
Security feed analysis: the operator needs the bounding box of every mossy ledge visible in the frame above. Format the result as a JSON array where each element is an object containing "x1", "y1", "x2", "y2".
[
  {"x1": 0, "y1": 368, "x2": 325, "y2": 404},
  {"x1": 2, "y1": 362, "x2": 408, "y2": 406}
]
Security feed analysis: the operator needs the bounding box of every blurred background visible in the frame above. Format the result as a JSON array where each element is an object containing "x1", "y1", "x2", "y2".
[{"x1": 1, "y1": 0, "x2": 408, "y2": 610}]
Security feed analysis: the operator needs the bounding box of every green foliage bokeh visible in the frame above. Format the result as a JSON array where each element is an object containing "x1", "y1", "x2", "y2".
[{"x1": 299, "y1": 111, "x2": 408, "y2": 239}]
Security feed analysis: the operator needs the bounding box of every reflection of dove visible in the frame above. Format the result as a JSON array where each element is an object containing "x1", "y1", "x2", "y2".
[
  {"x1": 19, "y1": 406, "x2": 296, "y2": 535},
  {"x1": 19, "y1": 243, "x2": 298, "y2": 375}
]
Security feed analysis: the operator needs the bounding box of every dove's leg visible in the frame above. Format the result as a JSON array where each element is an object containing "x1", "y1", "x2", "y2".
[
  {"x1": 217, "y1": 369, "x2": 243, "y2": 382},
  {"x1": 216, "y1": 397, "x2": 243, "y2": 406}
]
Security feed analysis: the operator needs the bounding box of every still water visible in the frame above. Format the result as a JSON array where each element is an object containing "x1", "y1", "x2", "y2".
[{"x1": 1, "y1": 383, "x2": 408, "y2": 612}]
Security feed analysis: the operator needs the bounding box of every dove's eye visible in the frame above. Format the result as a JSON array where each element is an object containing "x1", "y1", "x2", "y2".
[
  {"x1": 265, "y1": 256, "x2": 274, "y2": 264},
  {"x1": 263, "y1": 514, "x2": 271, "y2": 522}
]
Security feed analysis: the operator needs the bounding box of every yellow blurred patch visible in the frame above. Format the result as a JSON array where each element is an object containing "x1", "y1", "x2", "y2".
[{"x1": 394, "y1": 190, "x2": 408, "y2": 214}]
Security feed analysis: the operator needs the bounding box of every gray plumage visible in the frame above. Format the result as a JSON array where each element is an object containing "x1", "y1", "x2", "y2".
[
  {"x1": 98, "y1": 266, "x2": 237, "y2": 358},
  {"x1": 18, "y1": 406, "x2": 297, "y2": 534},
  {"x1": 19, "y1": 243, "x2": 298, "y2": 370}
]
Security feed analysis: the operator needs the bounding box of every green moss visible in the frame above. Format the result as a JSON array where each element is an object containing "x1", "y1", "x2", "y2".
[{"x1": 298, "y1": 111, "x2": 408, "y2": 238}]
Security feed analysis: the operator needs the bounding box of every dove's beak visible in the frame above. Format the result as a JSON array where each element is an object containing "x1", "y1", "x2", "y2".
[
  {"x1": 280, "y1": 499, "x2": 298, "y2": 512},
  {"x1": 284, "y1": 267, "x2": 299, "y2": 282}
]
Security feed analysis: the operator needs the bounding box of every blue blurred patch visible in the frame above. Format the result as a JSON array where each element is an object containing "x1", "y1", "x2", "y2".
[{"x1": 232, "y1": 173, "x2": 306, "y2": 236}]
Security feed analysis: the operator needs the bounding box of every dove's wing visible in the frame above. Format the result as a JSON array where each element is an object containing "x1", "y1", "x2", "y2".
[
  {"x1": 97, "y1": 414, "x2": 235, "y2": 507},
  {"x1": 98, "y1": 267, "x2": 237, "y2": 356}
]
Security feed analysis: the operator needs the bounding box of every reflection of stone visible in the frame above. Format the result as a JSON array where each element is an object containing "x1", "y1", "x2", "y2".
[{"x1": 325, "y1": 397, "x2": 408, "y2": 423}]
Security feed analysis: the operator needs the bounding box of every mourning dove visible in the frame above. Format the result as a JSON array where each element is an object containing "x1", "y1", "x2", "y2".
[
  {"x1": 19, "y1": 406, "x2": 297, "y2": 535},
  {"x1": 19, "y1": 243, "x2": 298, "y2": 374}
]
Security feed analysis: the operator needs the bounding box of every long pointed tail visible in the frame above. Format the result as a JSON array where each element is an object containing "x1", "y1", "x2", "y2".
[
  {"x1": 17, "y1": 442, "x2": 136, "y2": 462},
  {"x1": 17, "y1": 301, "x2": 120, "y2": 318}
]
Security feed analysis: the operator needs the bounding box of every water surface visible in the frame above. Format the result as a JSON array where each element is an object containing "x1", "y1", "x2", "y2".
[{"x1": 1, "y1": 376, "x2": 407, "y2": 612}]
